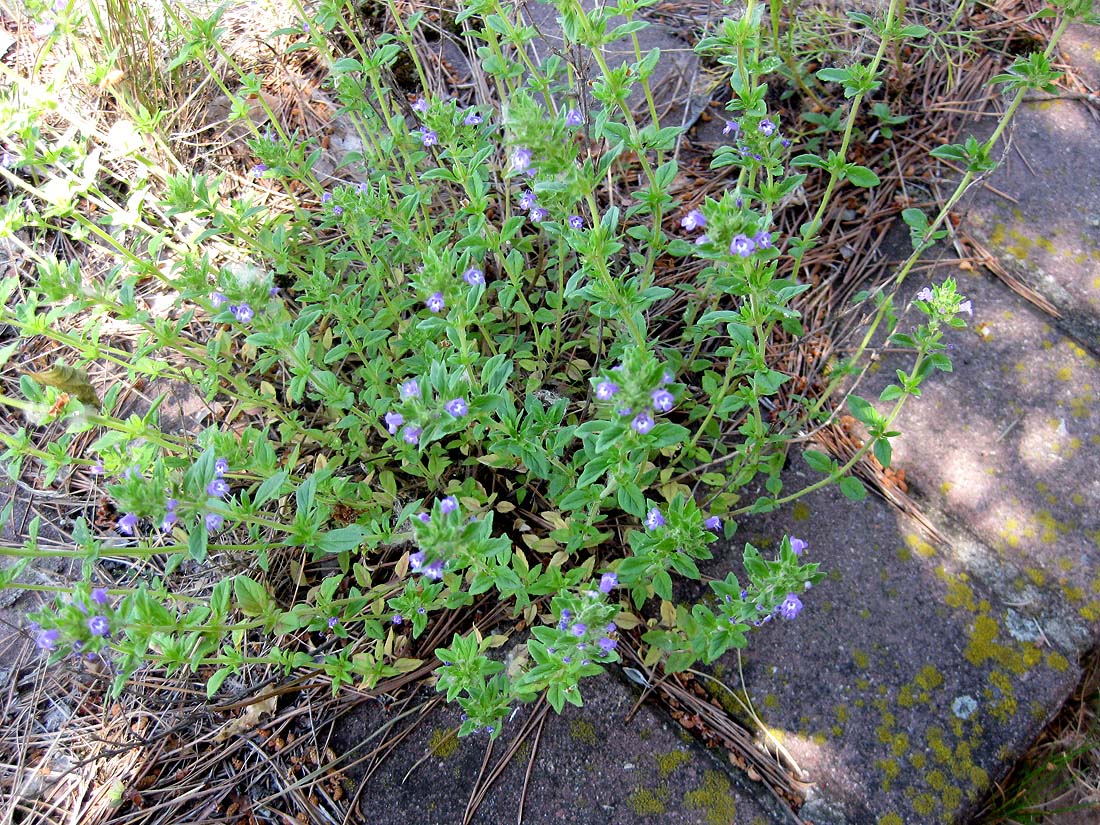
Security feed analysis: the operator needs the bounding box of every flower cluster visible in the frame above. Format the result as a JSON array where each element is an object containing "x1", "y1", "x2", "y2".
[
  {"x1": 516, "y1": 187, "x2": 547, "y2": 223},
  {"x1": 385, "y1": 377, "x2": 469, "y2": 446},
  {"x1": 29, "y1": 585, "x2": 116, "y2": 663},
  {"x1": 594, "y1": 367, "x2": 676, "y2": 435}
]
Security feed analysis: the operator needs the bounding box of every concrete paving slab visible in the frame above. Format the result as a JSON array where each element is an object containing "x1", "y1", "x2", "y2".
[
  {"x1": 962, "y1": 24, "x2": 1100, "y2": 351},
  {"x1": 336, "y1": 673, "x2": 783, "y2": 824}
]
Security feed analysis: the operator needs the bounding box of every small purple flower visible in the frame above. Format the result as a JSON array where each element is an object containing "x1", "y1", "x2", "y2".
[
  {"x1": 631, "y1": 412, "x2": 654, "y2": 434},
  {"x1": 753, "y1": 231, "x2": 773, "y2": 250},
  {"x1": 704, "y1": 516, "x2": 722, "y2": 531},
  {"x1": 90, "y1": 462, "x2": 105, "y2": 475},
  {"x1": 661, "y1": 371, "x2": 674, "y2": 385},
  {"x1": 333, "y1": 205, "x2": 343, "y2": 216},
  {"x1": 644, "y1": 507, "x2": 665, "y2": 530},
  {"x1": 562, "y1": 656, "x2": 572, "y2": 664},
  {"x1": 730, "y1": 234, "x2": 756, "y2": 257},
  {"x1": 464, "y1": 110, "x2": 482, "y2": 125},
  {"x1": 385, "y1": 411, "x2": 405, "y2": 434},
  {"x1": 695, "y1": 234, "x2": 710, "y2": 245},
  {"x1": 214, "y1": 458, "x2": 229, "y2": 476},
  {"x1": 617, "y1": 407, "x2": 633, "y2": 417},
  {"x1": 117, "y1": 513, "x2": 139, "y2": 535},
  {"x1": 463, "y1": 267, "x2": 485, "y2": 286},
  {"x1": 598, "y1": 636, "x2": 617, "y2": 654},
  {"x1": 402, "y1": 425, "x2": 422, "y2": 444},
  {"x1": 595, "y1": 381, "x2": 619, "y2": 400},
  {"x1": 409, "y1": 551, "x2": 426, "y2": 572},
  {"x1": 529, "y1": 206, "x2": 547, "y2": 223},
  {"x1": 681, "y1": 209, "x2": 706, "y2": 231},
  {"x1": 518, "y1": 190, "x2": 537, "y2": 211},
  {"x1": 400, "y1": 379, "x2": 420, "y2": 399},
  {"x1": 252, "y1": 163, "x2": 267, "y2": 177},
  {"x1": 571, "y1": 622, "x2": 587, "y2": 637},
  {"x1": 420, "y1": 130, "x2": 438, "y2": 147},
  {"x1": 426, "y1": 291, "x2": 446, "y2": 313},
  {"x1": 723, "y1": 119, "x2": 740, "y2": 136},
  {"x1": 328, "y1": 617, "x2": 339, "y2": 629},
  {"x1": 412, "y1": 97, "x2": 428, "y2": 114},
  {"x1": 161, "y1": 510, "x2": 177, "y2": 532},
  {"x1": 423, "y1": 559, "x2": 445, "y2": 579},
  {"x1": 565, "y1": 108, "x2": 584, "y2": 127},
  {"x1": 165, "y1": 497, "x2": 178, "y2": 511},
  {"x1": 651, "y1": 389, "x2": 674, "y2": 412},
  {"x1": 205, "y1": 512, "x2": 224, "y2": 532},
  {"x1": 321, "y1": 192, "x2": 332, "y2": 204},
  {"x1": 561, "y1": 609, "x2": 572, "y2": 621},
  {"x1": 511, "y1": 147, "x2": 533, "y2": 173},
  {"x1": 37, "y1": 628, "x2": 60, "y2": 651},
  {"x1": 445, "y1": 398, "x2": 468, "y2": 417},
  {"x1": 568, "y1": 215, "x2": 585, "y2": 230},
  {"x1": 779, "y1": 593, "x2": 803, "y2": 620},
  {"x1": 416, "y1": 512, "x2": 431, "y2": 524},
  {"x1": 232, "y1": 303, "x2": 254, "y2": 324},
  {"x1": 392, "y1": 613, "x2": 404, "y2": 624},
  {"x1": 599, "y1": 572, "x2": 618, "y2": 593},
  {"x1": 439, "y1": 495, "x2": 459, "y2": 514},
  {"x1": 759, "y1": 118, "x2": 777, "y2": 136},
  {"x1": 87, "y1": 615, "x2": 110, "y2": 637},
  {"x1": 91, "y1": 588, "x2": 109, "y2": 606},
  {"x1": 207, "y1": 478, "x2": 230, "y2": 498},
  {"x1": 916, "y1": 287, "x2": 934, "y2": 302},
  {"x1": 958, "y1": 300, "x2": 973, "y2": 316},
  {"x1": 211, "y1": 291, "x2": 228, "y2": 308},
  {"x1": 790, "y1": 537, "x2": 807, "y2": 555}
]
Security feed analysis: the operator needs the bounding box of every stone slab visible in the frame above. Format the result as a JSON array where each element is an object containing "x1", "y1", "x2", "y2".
[{"x1": 336, "y1": 672, "x2": 783, "y2": 824}]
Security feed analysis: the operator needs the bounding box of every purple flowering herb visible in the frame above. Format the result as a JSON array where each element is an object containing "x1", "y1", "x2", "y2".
[
  {"x1": 426, "y1": 292, "x2": 446, "y2": 313},
  {"x1": 440, "y1": 495, "x2": 459, "y2": 514},
  {"x1": 779, "y1": 593, "x2": 803, "y2": 620},
  {"x1": 409, "y1": 551, "x2": 426, "y2": 572},
  {"x1": 616, "y1": 406, "x2": 633, "y2": 417},
  {"x1": 518, "y1": 190, "x2": 537, "y2": 211},
  {"x1": 562, "y1": 656, "x2": 571, "y2": 664},
  {"x1": 91, "y1": 587, "x2": 109, "y2": 606},
  {"x1": 420, "y1": 130, "x2": 438, "y2": 148},
  {"x1": 571, "y1": 622, "x2": 587, "y2": 637},
  {"x1": 595, "y1": 380, "x2": 619, "y2": 401},
  {"x1": 392, "y1": 613, "x2": 404, "y2": 624},
  {"x1": 753, "y1": 230, "x2": 773, "y2": 249},
  {"x1": 71, "y1": 639, "x2": 84, "y2": 654},
  {"x1": 759, "y1": 118, "x2": 777, "y2": 136},
  {"x1": 598, "y1": 637, "x2": 617, "y2": 653},
  {"x1": 416, "y1": 512, "x2": 431, "y2": 524},
  {"x1": 412, "y1": 96, "x2": 428, "y2": 114},
  {"x1": 385, "y1": 411, "x2": 404, "y2": 434},
  {"x1": 916, "y1": 286, "x2": 934, "y2": 302},
  {"x1": 529, "y1": 206, "x2": 547, "y2": 223},
  {"x1": 205, "y1": 512, "x2": 224, "y2": 532},
  {"x1": 333, "y1": 205, "x2": 343, "y2": 216},
  {"x1": 423, "y1": 559, "x2": 445, "y2": 579},
  {"x1": 400, "y1": 379, "x2": 420, "y2": 399},
  {"x1": 87, "y1": 615, "x2": 110, "y2": 637},
  {"x1": 730, "y1": 234, "x2": 756, "y2": 257},
  {"x1": 211, "y1": 291, "x2": 228, "y2": 308},
  {"x1": 328, "y1": 616, "x2": 339, "y2": 629},
  {"x1": 568, "y1": 215, "x2": 585, "y2": 230},
  {"x1": 661, "y1": 371, "x2": 674, "y2": 385},
  {"x1": 565, "y1": 108, "x2": 584, "y2": 127},
  {"x1": 161, "y1": 510, "x2": 178, "y2": 532},
  {"x1": 704, "y1": 516, "x2": 722, "y2": 531},
  {"x1": 231, "y1": 303, "x2": 254, "y2": 323},
  {"x1": 606, "y1": 622, "x2": 616, "y2": 633},
  {"x1": 252, "y1": 163, "x2": 267, "y2": 177},
  {"x1": 402, "y1": 425, "x2": 422, "y2": 444},
  {"x1": 958, "y1": 300, "x2": 973, "y2": 315},
  {"x1": 599, "y1": 572, "x2": 618, "y2": 593},
  {"x1": 644, "y1": 507, "x2": 665, "y2": 530},
  {"x1": 207, "y1": 478, "x2": 230, "y2": 498},
  {"x1": 463, "y1": 267, "x2": 485, "y2": 286},
  {"x1": 631, "y1": 411, "x2": 654, "y2": 434},
  {"x1": 321, "y1": 192, "x2": 332, "y2": 204},
  {"x1": 90, "y1": 462, "x2": 104, "y2": 475},
  {"x1": 117, "y1": 513, "x2": 139, "y2": 535},
  {"x1": 37, "y1": 628, "x2": 60, "y2": 651},
  {"x1": 214, "y1": 458, "x2": 229, "y2": 476},
  {"x1": 695, "y1": 234, "x2": 710, "y2": 246},
  {"x1": 511, "y1": 147, "x2": 533, "y2": 173},
  {"x1": 561, "y1": 609, "x2": 572, "y2": 621},
  {"x1": 445, "y1": 398, "x2": 468, "y2": 417},
  {"x1": 681, "y1": 209, "x2": 706, "y2": 231},
  {"x1": 651, "y1": 389, "x2": 674, "y2": 412},
  {"x1": 464, "y1": 111, "x2": 482, "y2": 125},
  {"x1": 723, "y1": 119, "x2": 740, "y2": 135},
  {"x1": 790, "y1": 537, "x2": 807, "y2": 555}
]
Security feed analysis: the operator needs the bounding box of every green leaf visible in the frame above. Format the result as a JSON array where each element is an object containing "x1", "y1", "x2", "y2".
[
  {"x1": 233, "y1": 575, "x2": 269, "y2": 616},
  {"x1": 845, "y1": 165, "x2": 880, "y2": 188},
  {"x1": 873, "y1": 438, "x2": 892, "y2": 468},
  {"x1": 206, "y1": 667, "x2": 233, "y2": 698},
  {"x1": 803, "y1": 449, "x2": 834, "y2": 474},
  {"x1": 839, "y1": 476, "x2": 866, "y2": 501},
  {"x1": 316, "y1": 525, "x2": 365, "y2": 554},
  {"x1": 253, "y1": 470, "x2": 288, "y2": 507},
  {"x1": 188, "y1": 523, "x2": 208, "y2": 562}
]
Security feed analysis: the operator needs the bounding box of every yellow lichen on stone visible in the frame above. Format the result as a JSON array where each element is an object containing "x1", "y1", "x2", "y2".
[
  {"x1": 683, "y1": 770, "x2": 736, "y2": 825},
  {"x1": 912, "y1": 791, "x2": 937, "y2": 816},
  {"x1": 569, "y1": 719, "x2": 599, "y2": 747},
  {"x1": 892, "y1": 732, "x2": 910, "y2": 757},
  {"x1": 945, "y1": 579, "x2": 977, "y2": 611},
  {"x1": 915, "y1": 665, "x2": 944, "y2": 692},
  {"x1": 655, "y1": 749, "x2": 691, "y2": 778},
  {"x1": 628, "y1": 787, "x2": 669, "y2": 815},
  {"x1": 853, "y1": 649, "x2": 870, "y2": 669},
  {"x1": 1046, "y1": 650, "x2": 1070, "y2": 672},
  {"x1": 879, "y1": 814, "x2": 903, "y2": 825},
  {"x1": 905, "y1": 533, "x2": 937, "y2": 559},
  {"x1": 429, "y1": 727, "x2": 460, "y2": 758}
]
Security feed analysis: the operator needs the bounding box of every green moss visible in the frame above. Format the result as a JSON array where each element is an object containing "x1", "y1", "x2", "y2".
[
  {"x1": 965, "y1": 613, "x2": 1034, "y2": 674},
  {"x1": 915, "y1": 664, "x2": 944, "y2": 691},
  {"x1": 852, "y1": 648, "x2": 870, "y2": 669},
  {"x1": 942, "y1": 784, "x2": 963, "y2": 813},
  {"x1": 926, "y1": 769, "x2": 947, "y2": 791},
  {"x1": 835, "y1": 704, "x2": 850, "y2": 723},
  {"x1": 909, "y1": 752, "x2": 926, "y2": 769},
  {"x1": 683, "y1": 770, "x2": 737, "y2": 825},
  {"x1": 655, "y1": 749, "x2": 691, "y2": 778},
  {"x1": 897, "y1": 685, "x2": 915, "y2": 708},
  {"x1": 764, "y1": 693, "x2": 779, "y2": 709},
  {"x1": 876, "y1": 758, "x2": 900, "y2": 791},
  {"x1": 429, "y1": 727, "x2": 460, "y2": 758},
  {"x1": 892, "y1": 732, "x2": 910, "y2": 757},
  {"x1": 792, "y1": 502, "x2": 810, "y2": 522},
  {"x1": 879, "y1": 814, "x2": 904, "y2": 825},
  {"x1": 913, "y1": 791, "x2": 937, "y2": 816},
  {"x1": 1025, "y1": 567, "x2": 1047, "y2": 586},
  {"x1": 944, "y1": 579, "x2": 977, "y2": 611},
  {"x1": 628, "y1": 786, "x2": 669, "y2": 815},
  {"x1": 569, "y1": 719, "x2": 598, "y2": 747},
  {"x1": 905, "y1": 533, "x2": 937, "y2": 558}
]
